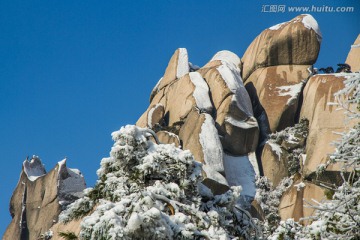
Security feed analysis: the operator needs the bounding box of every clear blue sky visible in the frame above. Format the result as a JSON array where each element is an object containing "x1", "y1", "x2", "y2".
[{"x1": 1, "y1": 0, "x2": 359, "y2": 236}]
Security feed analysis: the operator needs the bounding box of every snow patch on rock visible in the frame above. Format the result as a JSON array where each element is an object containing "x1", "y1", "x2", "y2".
[
  {"x1": 248, "y1": 152, "x2": 260, "y2": 177},
  {"x1": 276, "y1": 81, "x2": 304, "y2": 105},
  {"x1": 23, "y1": 156, "x2": 46, "y2": 181},
  {"x1": 217, "y1": 63, "x2": 254, "y2": 117},
  {"x1": 268, "y1": 141, "x2": 282, "y2": 161},
  {"x1": 301, "y1": 14, "x2": 322, "y2": 42},
  {"x1": 199, "y1": 114, "x2": 224, "y2": 173},
  {"x1": 58, "y1": 159, "x2": 86, "y2": 204},
  {"x1": 189, "y1": 62, "x2": 200, "y2": 71},
  {"x1": 225, "y1": 115, "x2": 258, "y2": 129},
  {"x1": 147, "y1": 104, "x2": 164, "y2": 128},
  {"x1": 202, "y1": 165, "x2": 229, "y2": 187},
  {"x1": 269, "y1": 22, "x2": 286, "y2": 30},
  {"x1": 223, "y1": 154, "x2": 256, "y2": 199},
  {"x1": 189, "y1": 72, "x2": 213, "y2": 113},
  {"x1": 211, "y1": 50, "x2": 241, "y2": 72},
  {"x1": 294, "y1": 182, "x2": 306, "y2": 191},
  {"x1": 176, "y1": 48, "x2": 189, "y2": 78}
]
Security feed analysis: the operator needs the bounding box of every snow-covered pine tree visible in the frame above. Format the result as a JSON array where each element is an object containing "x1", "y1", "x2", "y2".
[{"x1": 59, "y1": 125, "x2": 259, "y2": 239}]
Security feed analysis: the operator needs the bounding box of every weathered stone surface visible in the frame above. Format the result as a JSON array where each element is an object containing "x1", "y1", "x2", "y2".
[
  {"x1": 150, "y1": 48, "x2": 189, "y2": 102},
  {"x1": 261, "y1": 119, "x2": 308, "y2": 186},
  {"x1": 179, "y1": 110, "x2": 229, "y2": 194},
  {"x1": 300, "y1": 74, "x2": 357, "y2": 176},
  {"x1": 147, "y1": 104, "x2": 165, "y2": 128},
  {"x1": 250, "y1": 200, "x2": 265, "y2": 221},
  {"x1": 4, "y1": 157, "x2": 85, "y2": 240},
  {"x1": 261, "y1": 142, "x2": 288, "y2": 187},
  {"x1": 245, "y1": 65, "x2": 311, "y2": 132},
  {"x1": 242, "y1": 14, "x2": 321, "y2": 81},
  {"x1": 279, "y1": 180, "x2": 326, "y2": 224},
  {"x1": 156, "y1": 130, "x2": 180, "y2": 147},
  {"x1": 137, "y1": 87, "x2": 167, "y2": 128},
  {"x1": 346, "y1": 34, "x2": 360, "y2": 72},
  {"x1": 198, "y1": 51, "x2": 259, "y2": 155},
  {"x1": 138, "y1": 72, "x2": 212, "y2": 128},
  {"x1": 164, "y1": 74, "x2": 198, "y2": 125},
  {"x1": 216, "y1": 96, "x2": 259, "y2": 155}
]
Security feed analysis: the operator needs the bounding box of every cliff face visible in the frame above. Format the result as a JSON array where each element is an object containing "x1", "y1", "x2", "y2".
[
  {"x1": 4, "y1": 157, "x2": 86, "y2": 240},
  {"x1": 4, "y1": 14, "x2": 359, "y2": 239}
]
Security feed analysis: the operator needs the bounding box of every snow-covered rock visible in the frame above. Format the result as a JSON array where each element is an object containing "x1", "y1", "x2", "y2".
[
  {"x1": 23, "y1": 155, "x2": 46, "y2": 181},
  {"x1": 279, "y1": 179, "x2": 326, "y2": 224},
  {"x1": 345, "y1": 34, "x2": 360, "y2": 72},
  {"x1": 300, "y1": 73, "x2": 359, "y2": 176},
  {"x1": 150, "y1": 48, "x2": 189, "y2": 102},
  {"x1": 242, "y1": 14, "x2": 321, "y2": 81},
  {"x1": 245, "y1": 65, "x2": 310, "y2": 133},
  {"x1": 179, "y1": 110, "x2": 229, "y2": 195},
  {"x1": 4, "y1": 156, "x2": 86, "y2": 240},
  {"x1": 198, "y1": 51, "x2": 259, "y2": 155}
]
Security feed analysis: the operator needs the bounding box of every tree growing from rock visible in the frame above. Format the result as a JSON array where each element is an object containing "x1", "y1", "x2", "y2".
[{"x1": 59, "y1": 125, "x2": 259, "y2": 239}]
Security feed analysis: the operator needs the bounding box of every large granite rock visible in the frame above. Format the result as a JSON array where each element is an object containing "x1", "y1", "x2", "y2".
[
  {"x1": 137, "y1": 72, "x2": 212, "y2": 128},
  {"x1": 156, "y1": 130, "x2": 180, "y2": 147},
  {"x1": 198, "y1": 51, "x2": 259, "y2": 155},
  {"x1": 261, "y1": 142, "x2": 289, "y2": 187},
  {"x1": 150, "y1": 48, "x2": 190, "y2": 101},
  {"x1": 245, "y1": 65, "x2": 311, "y2": 132},
  {"x1": 300, "y1": 73, "x2": 358, "y2": 176},
  {"x1": 279, "y1": 179, "x2": 326, "y2": 224},
  {"x1": 242, "y1": 14, "x2": 321, "y2": 81},
  {"x1": 261, "y1": 119, "x2": 308, "y2": 186},
  {"x1": 179, "y1": 110, "x2": 229, "y2": 195},
  {"x1": 137, "y1": 49, "x2": 259, "y2": 195},
  {"x1": 346, "y1": 34, "x2": 360, "y2": 72},
  {"x1": 4, "y1": 157, "x2": 86, "y2": 240}
]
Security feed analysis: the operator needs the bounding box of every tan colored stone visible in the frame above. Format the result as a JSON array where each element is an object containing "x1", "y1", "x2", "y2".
[
  {"x1": 136, "y1": 88, "x2": 167, "y2": 128},
  {"x1": 150, "y1": 48, "x2": 189, "y2": 102},
  {"x1": 200, "y1": 60, "x2": 222, "y2": 70},
  {"x1": 261, "y1": 142, "x2": 288, "y2": 186},
  {"x1": 300, "y1": 74, "x2": 357, "y2": 175},
  {"x1": 245, "y1": 65, "x2": 311, "y2": 132},
  {"x1": 198, "y1": 53, "x2": 259, "y2": 155},
  {"x1": 279, "y1": 180, "x2": 326, "y2": 224},
  {"x1": 179, "y1": 110, "x2": 206, "y2": 165},
  {"x1": 156, "y1": 131, "x2": 180, "y2": 147},
  {"x1": 250, "y1": 200, "x2": 265, "y2": 221},
  {"x1": 139, "y1": 71, "x2": 213, "y2": 128},
  {"x1": 4, "y1": 158, "x2": 85, "y2": 240},
  {"x1": 346, "y1": 34, "x2": 360, "y2": 72},
  {"x1": 147, "y1": 104, "x2": 165, "y2": 128},
  {"x1": 197, "y1": 66, "x2": 232, "y2": 111},
  {"x1": 242, "y1": 15, "x2": 321, "y2": 81},
  {"x1": 216, "y1": 95, "x2": 259, "y2": 155},
  {"x1": 179, "y1": 110, "x2": 229, "y2": 194},
  {"x1": 164, "y1": 74, "x2": 197, "y2": 125}
]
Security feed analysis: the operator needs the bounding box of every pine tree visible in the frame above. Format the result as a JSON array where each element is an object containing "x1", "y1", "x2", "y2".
[{"x1": 59, "y1": 125, "x2": 259, "y2": 239}]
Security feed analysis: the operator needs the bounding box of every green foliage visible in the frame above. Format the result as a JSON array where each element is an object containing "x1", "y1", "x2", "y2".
[
  {"x1": 324, "y1": 188, "x2": 335, "y2": 200},
  {"x1": 58, "y1": 231, "x2": 78, "y2": 240},
  {"x1": 268, "y1": 118, "x2": 309, "y2": 176}
]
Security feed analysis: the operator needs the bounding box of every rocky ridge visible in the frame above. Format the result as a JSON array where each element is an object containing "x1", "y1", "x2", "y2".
[{"x1": 4, "y1": 14, "x2": 359, "y2": 239}]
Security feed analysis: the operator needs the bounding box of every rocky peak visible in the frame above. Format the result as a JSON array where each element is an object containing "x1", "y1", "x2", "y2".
[
  {"x1": 4, "y1": 156, "x2": 86, "y2": 240},
  {"x1": 4, "y1": 14, "x2": 360, "y2": 239}
]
